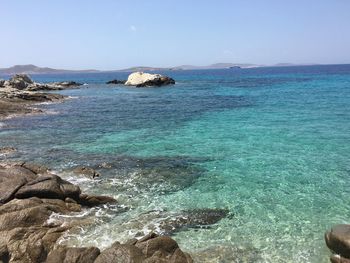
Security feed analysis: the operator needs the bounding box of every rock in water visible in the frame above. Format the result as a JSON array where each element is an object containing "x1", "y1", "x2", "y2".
[
  {"x1": 0, "y1": 146, "x2": 17, "y2": 156},
  {"x1": 125, "y1": 72, "x2": 175, "y2": 87},
  {"x1": 73, "y1": 166, "x2": 101, "y2": 179},
  {"x1": 106, "y1": 79, "x2": 126, "y2": 84},
  {"x1": 326, "y1": 224, "x2": 350, "y2": 260}
]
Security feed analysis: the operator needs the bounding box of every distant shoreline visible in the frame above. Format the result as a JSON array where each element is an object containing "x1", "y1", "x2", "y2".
[{"x1": 2, "y1": 63, "x2": 348, "y2": 75}]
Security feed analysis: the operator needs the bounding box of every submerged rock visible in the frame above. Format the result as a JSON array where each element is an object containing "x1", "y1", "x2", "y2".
[
  {"x1": 192, "y1": 244, "x2": 263, "y2": 263},
  {"x1": 125, "y1": 72, "x2": 175, "y2": 87},
  {"x1": 95, "y1": 155, "x2": 206, "y2": 194},
  {"x1": 106, "y1": 79, "x2": 126, "y2": 85},
  {"x1": 73, "y1": 166, "x2": 101, "y2": 179},
  {"x1": 156, "y1": 208, "x2": 230, "y2": 235},
  {"x1": 125, "y1": 208, "x2": 230, "y2": 237},
  {"x1": 78, "y1": 193, "x2": 117, "y2": 207},
  {"x1": 0, "y1": 146, "x2": 17, "y2": 155}
]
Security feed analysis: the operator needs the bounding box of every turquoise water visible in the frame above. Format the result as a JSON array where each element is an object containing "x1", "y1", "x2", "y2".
[{"x1": 1, "y1": 65, "x2": 350, "y2": 262}]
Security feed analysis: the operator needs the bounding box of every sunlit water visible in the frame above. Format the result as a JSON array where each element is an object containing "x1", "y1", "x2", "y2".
[{"x1": 1, "y1": 65, "x2": 350, "y2": 262}]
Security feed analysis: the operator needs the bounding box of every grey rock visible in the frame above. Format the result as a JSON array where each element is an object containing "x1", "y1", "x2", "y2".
[{"x1": 8, "y1": 74, "x2": 33, "y2": 90}]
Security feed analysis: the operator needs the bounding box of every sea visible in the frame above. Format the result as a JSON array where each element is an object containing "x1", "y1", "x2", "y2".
[{"x1": 1, "y1": 65, "x2": 350, "y2": 262}]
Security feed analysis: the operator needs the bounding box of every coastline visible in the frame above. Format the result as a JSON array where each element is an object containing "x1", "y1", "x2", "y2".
[
  {"x1": 0, "y1": 70, "x2": 350, "y2": 262},
  {"x1": 0, "y1": 73, "x2": 194, "y2": 262}
]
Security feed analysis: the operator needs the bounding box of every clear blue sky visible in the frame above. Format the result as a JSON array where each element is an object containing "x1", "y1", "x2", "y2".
[{"x1": 1, "y1": 0, "x2": 349, "y2": 70}]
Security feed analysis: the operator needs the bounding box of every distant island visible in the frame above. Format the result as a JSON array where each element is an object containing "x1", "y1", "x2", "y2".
[{"x1": 0, "y1": 63, "x2": 320, "y2": 75}]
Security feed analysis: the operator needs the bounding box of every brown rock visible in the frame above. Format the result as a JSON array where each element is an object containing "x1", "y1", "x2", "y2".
[
  {"x1": 331, "y1": 255, "x2": 350, "y2": 263},
  {"x1": 15, "y1": 174, "x2": 81, "y2": 201},
  {"x1": 21, "y1": 162, "x2": 50, "y2": 175},
  {"x1": 73, "y1": 166, "x2": 100, "y2": 179},
  {"x1": 0, "y1": 166, "x2": 37, "y2": 204},
  {"x1": 78, "y1": 194, "x2": 116, "y2": 207},
  {"x1": 0, "y1": 197, "x2": 82, "y2": 263},
  {"x1": 326, "y1": 224, "x2": 350, "y2": 258},
  {"x1": 46, "y1": 246, "x2": 100, "y2": 263},
  {"x1": 95, "y1": 242, "x2": 145, "y2": 263}
]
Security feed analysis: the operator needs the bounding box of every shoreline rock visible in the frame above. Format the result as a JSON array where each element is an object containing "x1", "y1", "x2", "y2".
[
  {"x1": 325, "y1": 224, "x2": 350, "y2": 262},
  {"x1": 0, "y1": 74, "x2": 69, "y2": 120},
  {"x1": 0, "y1": 161, "x2": 193, "y2": 262},
  {"x1": 3, "y1": 74, "x2": 83, "y2": 91},
  {"x1": 125, "y1": 72, "x2": 175, "y2": 87}
]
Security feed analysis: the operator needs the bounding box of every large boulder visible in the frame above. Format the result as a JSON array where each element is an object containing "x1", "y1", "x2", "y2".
[
  {"x1": 0, "y1": 79, "x2": 5, "y2": 87},
  {"x1": 326, "y1": 224, "x2": 350, "y2": 259},
  {"x1": 0, "y1": 197, "x2": 81, "y2": 262},
  {"x1": 95, "y1": 243, "x2": 145, "y2": 263},
  {"x1": 46, "y1": 246, "x2": 100, "y2": 263},
  {"x1": 125, "y1": 72, "x2": 175, "y2": 87},
  {"x1": 15, "y1": 174, "x2": 81, "y2": 201},
  {"x1": 95, "y1": 233, "x2": 193, "y2": 263},
  {"x1": 0, "y1": 165, "x2": 37, "y2": 204}
]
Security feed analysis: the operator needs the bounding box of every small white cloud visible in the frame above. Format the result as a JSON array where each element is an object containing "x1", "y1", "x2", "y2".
[
  {"x1": 223, "y1": 50, "x2": 233, "y2": 55},
  {"x1": 130, "y1": 25, "x2": 137, "y2": 32}
]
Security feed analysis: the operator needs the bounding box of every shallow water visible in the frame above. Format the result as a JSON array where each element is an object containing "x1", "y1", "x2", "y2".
[{"x1": 1, "y1": 65, "x2": 350, "y2": 262}]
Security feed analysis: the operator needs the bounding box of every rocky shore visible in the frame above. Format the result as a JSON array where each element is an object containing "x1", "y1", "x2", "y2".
[
  {"x1": 0, "y1": 74, "x2": 77, "y2": 119},
  {"x1": 0, "y1": 161, "x2": 193, "y2": 263},
  {"x1": 0, "y1": 71, "x2": 175, "y2": 119}
]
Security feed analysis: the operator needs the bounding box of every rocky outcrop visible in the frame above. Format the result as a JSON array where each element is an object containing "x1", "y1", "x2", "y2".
[
  {"x1": 125, "y1": 72, "x2": 175, "y2": 87},
  {"x1": 326, "y1": 224, "x2": 350, "y2": 262},
  {"x1": 0, "y1": 161, "x2": 193, "y2": 262},
  {"x1": 0, "y1": 197, "x2": 81, "y2": 263},
  {"x1": 46, "y1": 247, "x2": 101, "y2": 263},
  {"x1": 93, "y1": 233, "x2": 192, "y2": 263},
  {"x1": 1, "y1": 74, "x2": 82, "y2": 92},
  {"x1": 106, "y1": 79, "x2": 125, "y2": 85},
  {"x1": 7, "y1": 74, "x2": 33, "y2": 90},
  {"x1": 0, "y1": 162, "x2": 115, "y2": 206},
  {"x1": 0, "y1": 75, "x2": 67, "y2": 119}
]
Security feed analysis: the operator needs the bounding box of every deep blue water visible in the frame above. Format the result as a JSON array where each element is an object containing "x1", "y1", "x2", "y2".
[{"x1": 1, "y1": 65, "x2": 350, "y2": 262}]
